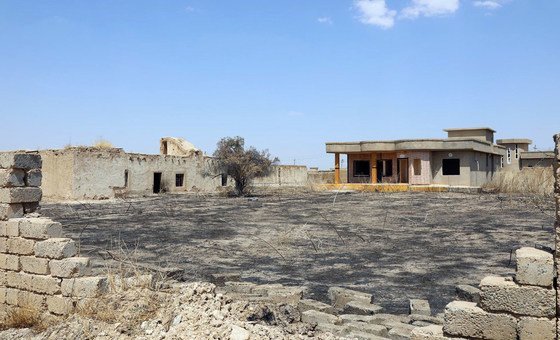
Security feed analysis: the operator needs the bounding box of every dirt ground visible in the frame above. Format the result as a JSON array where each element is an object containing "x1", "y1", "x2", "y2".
[{"x1": 40, "y1": 190, "x2": 555, "y2": 314}]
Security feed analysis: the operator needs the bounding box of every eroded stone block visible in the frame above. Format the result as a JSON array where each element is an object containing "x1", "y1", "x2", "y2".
[
  {"x1": 0, "y1": 204, "x2": 23, "y2": 221},
  {"x1": 24, "y1": 169, "x2": 42, "y2": 187},
  {"x1": 50, "y1": 257, "x2": 90, "y2": 278},
  {"x1": 6, "y1": 237, "x2": 35, "y2": 255},
  {"x1": 46, "y1": 295, "x2": 75, "y2": 315},
  {"x1": 0, "y1": 153, "x2": 41, "y2": 170},
  {"x1": 443, "y1": 301, "x2": 517, "y2": 340},
  {"x1": 20, "y1": 256, "x2": 50, "y2": 275},
  {"x1": 518, "y1": 317, "x2": 555, "y2": 340},
  {"x1": 328, "y1": 287, "x2": 373, "y2": 309},
  {"x1": 0, "y1": 169, "x2": 25, "y2": 187},
  {"x1": 61, "y1": 277, "x2": 108, "y2": 298},
  {"x1": 479, "y1": 276, "x2": 555, "y2": 318},
  {"x1": 301, "y1": 309, "x2": 342, "y2": 325},
  {"x1": 18, "y1": 218, "x2": 62, "y2": 240},
  {"x1": 409, "y1": 299, "x2": 431, "y2": 316},
  {"x1": 0, "y1": 253, "x2": 20, "y2": 271},
  {"x1": 35, "y1": 238, "x2": 77, "y2": 259},
  {"x1": 0, "y1": 188, "x2": 42, "y2": 204},
  {"x1": 515, "y1": 247, "x2": 554, "y2": 287}
]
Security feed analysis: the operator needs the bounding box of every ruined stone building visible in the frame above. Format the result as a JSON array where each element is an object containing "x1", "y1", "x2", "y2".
[
  {"x1": 326, "y1": 127, "x2": 554, "y2": 187},
  {"x1": 39, "y1": 137, "x2": 308, "y2": 201}
]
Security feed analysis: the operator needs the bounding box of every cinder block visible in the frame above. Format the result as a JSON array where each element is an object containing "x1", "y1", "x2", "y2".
[
  {"x1": 18, "y1": 218, "x2": 62, "y2": 240},
  {"x1": 298, "y1": 299, "x2": 336, "y2": 314},
  {"x1": 0, "y1": 169, "x2": 25, "y2": 187},
  {"x1": 0, "y1": 204, "x2": 23, "y2": 220},
  {"x1": 6, "y1": 237, "x2": 35, "y2": 255},
  {"x1": 16, "y1": 290, "x2": 46, "y2": 309},
  {"x1": 0, "y1": 153, "x2": 41, "y2": 170},
  {"x1": 343, "y1": 300, "x2": 383, "y2": 315},
  {"x1": 50, "y1": 257, "x2": 90, "y2": 278},
  {"x1": 0, "y1": 270, "x2": 6, "y2": 285},
  {"x1": 0, "y1": 253, "x2": 20, "y2": 271},
  {"x1": 0, "y1": 188, "x2": 42, "y2": 204},
  {"x1": 61, "y1": 277, "x2": 108, "y2": 298},
  {"x1": 24, "y1": 169, "x2": 42, "y2": 187},
  {"x1": 5, "y1": 288, "x2": 18, "y2": 305},
  {"x1": 6, "y1": 271, "x2": 32, "y2": 289},
  {"x1": 46, "y1": 295, "x2": 75, "y2": 315},
  {"x1": 328, "y1": 286, "x2": 373, "y2": 309},
  {"x1": 35, "y1": 238, "x2": 77, "y2": 259},
  {"x1": 479, "y1": 276, "x2": 555, "y2": 317},
  {"x1": 5, "y1": 219, "x2": 20, "y2": 236},
  {"x1": 409, "y1": 299, "x2": 431, "y2": 316},
  {"x1": 518, "y1": 317, "x2": 555, "y2": 340},
  {"x1": 0, "y1": 237, "x2": 6, "y2": 252},
  {"x1": 515, "y1": 247, "x2": 554, "y2": 287},
  {"x1": 301, "y1": 309, "x2": 342, "y2": 325},
  {"x1": 30, "y1": 274, "x2": 61, "y2": 295},
  {"x1": 455, "y1": 284, "x2": 481, "y2": 303},
  {"x1": 443, "y1": 301, "x2": 517, "y2": 340},
  {"x1": 20, "y1": 256, "x2": 50, "y2": 275}
]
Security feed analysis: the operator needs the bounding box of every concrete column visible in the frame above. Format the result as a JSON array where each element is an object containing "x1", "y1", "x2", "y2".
[
  {"x1": 334, "y1": 153, "x2": 340, "y2": 185},
  {"x1": 370, "y1": 153, "x2": 377, "y2": 184}
]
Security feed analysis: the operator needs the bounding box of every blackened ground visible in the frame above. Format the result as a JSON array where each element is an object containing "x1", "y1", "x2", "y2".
[{"x1": 41, "y1": 191, "x2": 554, "y2": 314}]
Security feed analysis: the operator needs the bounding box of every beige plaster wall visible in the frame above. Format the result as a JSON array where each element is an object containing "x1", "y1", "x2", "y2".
[
  {"x1": 252, "y1": 165, "x2": 308, "y2": 187},
  {"x1": 40, "y1": 150, "x2": 75, "y2": 201}
]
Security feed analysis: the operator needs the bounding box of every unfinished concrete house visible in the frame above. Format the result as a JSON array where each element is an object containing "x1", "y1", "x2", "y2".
[
  {"x1": 496, "y1": 138, "x2": 555, "y2": 170},
  {"x1": 39, "y1": 137, "x2": 309, "y2": 201},
  {"x1": 326, "y1": 128, "x2": 506, "y2": 188}
]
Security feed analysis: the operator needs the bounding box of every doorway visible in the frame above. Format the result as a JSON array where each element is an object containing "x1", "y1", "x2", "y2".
[
  {"x1": 153, "y1": 172, "x2": 162, "y2": 193},
  {"x1": 398, "y1": 158, "x2": 409, "y2": 183}
]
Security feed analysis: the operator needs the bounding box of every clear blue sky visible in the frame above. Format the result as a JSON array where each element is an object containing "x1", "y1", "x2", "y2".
[{"x1": 1, "y1": 0, "x2": 558, "y2": 169}]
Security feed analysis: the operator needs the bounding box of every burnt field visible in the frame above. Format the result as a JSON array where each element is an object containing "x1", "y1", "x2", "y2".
[{"x1": 41, "y1": 191, "x2": 554, "y2": 314}]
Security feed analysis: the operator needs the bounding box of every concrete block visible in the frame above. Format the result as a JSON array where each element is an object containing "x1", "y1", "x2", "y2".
[
  {"x1": 5, "y1": 288, "x2": 18, "y2": 305},
  {"x1": 223, "y1": 281, "x2": 256, "y2": 294},
  {"x1": 0, "y1": 188, "x2": 42, "y2": 204},
  {"x1": 46, "y1": 295, "x2": 75, "y2": 315},
  {"x1": 0, "y1": 237, "x2": 6, "y2": 252},
  {"x1": 18, "y1": 218, "x2": 62, "y2": 240},
  {"x1": 61, "y1": 277, "x2": 108, "y2": 298},
  {"x1": 298, "y1": 299, "x2": 336, "y2": 314},
  {"x1": 455, "y1": 284, "x2": 481, "y2": 303},
  {"x1": 345, "y1": 322, "x2": 388, "y2": 337},
  {"x1": 515, "y1": 247, "x2": 554, "y2": 287},
  {"x1": 409, "y1": 299, "x2": 431, "y2": 316},
  {"x1": 49, "y1": 257, "x2": 90, "y2": 278},
  {"x1": 0, "y1": 153, "x2": 41, "y2": 170},
  {"x1": 6, "y1": 271, "x2": 32, "y2": 289},
  {"x1": 5, "y1": 219, "x2": 20, "y2": 236},
  {"x1": 343, "y1": 300, "x2": 383, "y2": 315},
  {"x1": 0, "y1": 270, "x2": 6, "y2": 285},
  {"x1": 0, "y1": 169, "x2": 25, "y2": 187},
  {"x1": 301, "y1": 310, "x2": 342, "y2": 325},
  {"x1": 518, "y1": 317, "x2": 555, "y2": 340},
  {"x1": 0, "y1": 204, "x2": 23, "y2": 220},
  {"x1": 409, "y1": 314, "x2": 443, "y2": 325},
  {"x1": 340, "y1": 314, "x2": 376, "y2": 324},
  {"x1": 345, "y1": 330, "x2": 390, "y2": 340},
  {"x1": 20, "y1": 256, "x2": 50, "y2": 275},
  {"x1": 388, "y1": 326, "x2": 414, "y2": 340},
  {"x1": 328, "y1": 287, "x2": 373, "y2": 309},
  {"x1": 443, "y1": 301, "x2": 517, "y2": 340},
  {"x1": 16, "y1": 290, "x2": 46, "y2": 308},
  {"x1": 35, "y1": 238, "x2": 77, "y2": 259},
  {"x1": 368, "y1": 313, "x2": 411, "y2": 326},
  {"x1": 0, "y1": 287, "x2": 5, "y2": 304},
  {"x1": 22, "y1": 202, "x2": 40, "y2": 214},
  {"x1": 24, "y1": 169, "x2": 42, "y2": 187},
  {"x1": 479, "y1": 276, "x2": 555, "y2": 317},
  {"x1": 315, "y1": 322, "x2": 345, "y2": 336},
  {"x1": 29, "y1": 274, "x2": 61, "y2": 294},
  {"x1": 6, "y1": 237, "x2": 35, "y2": 255},
  {"x1": 411, "y1": 325, "x2": 460, "y2": 340},
  {"x1": 0, "y1": 253, "x2": 20, "y2": 271}
]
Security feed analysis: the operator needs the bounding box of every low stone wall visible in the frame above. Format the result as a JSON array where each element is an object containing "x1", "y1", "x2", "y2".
[
  {"x1": 413, "y1": 247, "x2": 556, "y2": 339},
  {"x1": 0, "y1": 153, "x2": 106, "y2": 320}
]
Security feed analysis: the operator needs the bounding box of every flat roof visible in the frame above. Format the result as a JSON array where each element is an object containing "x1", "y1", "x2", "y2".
[
  {"x1": 326, "y1": 138, "x2": 504, "y2": 155},
  {"x1": 496, "y1": 139, "x2": 533, "y2": 144},
  {"x1": 444, "y1": 127, "x2": 496, "y2": 133},
  {"x1": 520, "y1": 151, "x2": 555, "y2": 159}
]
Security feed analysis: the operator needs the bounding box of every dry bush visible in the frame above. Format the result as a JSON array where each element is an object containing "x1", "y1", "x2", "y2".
[
  {"x1": 92, "y1": 139, "x2": 114, "y2": 149},
  {"x1": 0, "y1": 307, "x2": 49, "y2": 332},
  {"x1": 483, "y1": 167, "x2": 554, "y2": 196}
]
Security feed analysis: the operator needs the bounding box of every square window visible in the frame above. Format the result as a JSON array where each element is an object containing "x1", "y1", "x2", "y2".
[
  {"x1": 353, "y1": 160, "x2": 370, "y2": 177},
  {"x1": 442, "y1": 159, "x2": 460, "y2": 176},
  {"x1": 175, "y1": 173, "x2": 184, "y2": 187}
]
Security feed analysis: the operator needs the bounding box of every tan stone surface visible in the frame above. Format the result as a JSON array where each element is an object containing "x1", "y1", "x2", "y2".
[
  {"x1": 0, "y1": 169, "x2": 25, "y2": 187},
  {"x1": 46, "y1": 295, "x2": 74, "y2": 315},
  {"x1": 49, "y1": 257, "x2": 90, "y2": 278},
  {"x1": 0, "y1": 204, "x2": 23, "y2": 221},
  {"x1": 61, "y1": 276, "x2": 108, "y2": 298},
  {"x1": 518, "y1": 317, "x2": 555, "y2": 340},
  {"x1": 0, "y1": 187, "x2": 42, "y2": 204},
  {"x1": 479, "y1": 276, "x2": 555, "y2": 317},
  {"x1": 6, "y1": 237, "x2": 35, "y2": 255},
  {"x1": 443, "y1": 301, "x2": 517, "y2": 340},
  {"x1": 35, "y1": 238, "x2": 77, "y2": 259},
  {"x1": 0, "y1": 153, "x2": 42, "y2": 170},
  {"x1": 0, "y1": 253, "x2": 20, "y2": 271},
  {"x1": 20, "y1": 256, "x2": 50, "y2": 275},
  {"x1": 515, "y1": 247, "x2": 554, "y2": 287},
  {"x1": 18, "y1": 218, "x2": 62, "y2": 240}
]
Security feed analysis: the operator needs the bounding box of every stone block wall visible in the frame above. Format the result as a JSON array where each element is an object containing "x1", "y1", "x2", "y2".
[
  {"x1": 413, "y1": 246, "x2": 556, "y2": 339},
  {"x1": 554, "y1": 133, "x2": 560, "y2": 324},
  {"x1": 0, "y1": 152, "x2": 106, "y2": 319}
]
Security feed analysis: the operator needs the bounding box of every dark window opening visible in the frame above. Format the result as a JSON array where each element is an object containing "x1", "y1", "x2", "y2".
[
  {"x1": 175, "y1": 173, "x2": 184, "y2": 187},
  {"x1": 221, "y1": 174, "x2": 228, "y2": 186},
  {"x1": 376, "y1": 159, "x2": 393, "y2": 182},
  {"x1": 162, "y1": 141, "x2": 168, "y2": 155},
  {"x1": 442, "y1": 159, "x2": 460, "y2": 176},
  {"x1": 124, "y1": 170, "x2": 129, "y2": 187},
  {"x1": 353, "y1": 160, "x2": 370, "y2": 177}
]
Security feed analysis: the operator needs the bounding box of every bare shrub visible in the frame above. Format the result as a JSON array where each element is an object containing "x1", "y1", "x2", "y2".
[
  {"x1": 1, "y1": 307, "x2": 48, "y2": 332},
  {"x1": 92, "y1": 139, "x2": 114, "y2": 149},
  {"x1": 483, "y1": 167, "x2": 554, "y2": 196}
]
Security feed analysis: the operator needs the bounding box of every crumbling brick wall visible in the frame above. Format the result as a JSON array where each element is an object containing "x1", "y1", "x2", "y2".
[{"x1": 0, "y1": 152, "x2": 106, "y2": 320}]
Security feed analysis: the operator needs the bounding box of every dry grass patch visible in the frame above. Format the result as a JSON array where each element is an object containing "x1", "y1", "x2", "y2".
[
  {"x1": 0, "y1": 307, "x2": 51, "y2": 332},
  {"x1": 483, "y1": 167, "x2": 554, "y2": 196}
]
